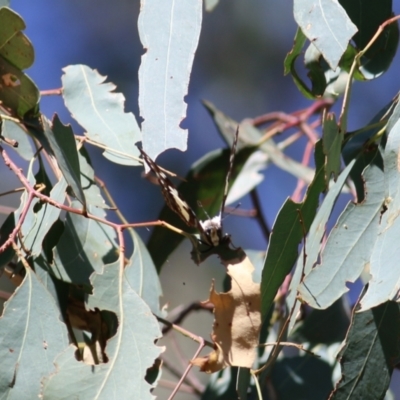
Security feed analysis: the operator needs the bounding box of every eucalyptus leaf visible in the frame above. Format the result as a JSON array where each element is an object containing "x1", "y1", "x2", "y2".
[
  {"x1": 294, "y1": 0, "x2": 357, "y2": 69},
  {"x1": 0, "y1": 268, "x2": 69, "y2": 399},
  {"x1": 138, "y1": 0, "x2": 202, "y2": 159},
  {"x1": 62, "y1": 64, "x2": 141, "y2": 166}
]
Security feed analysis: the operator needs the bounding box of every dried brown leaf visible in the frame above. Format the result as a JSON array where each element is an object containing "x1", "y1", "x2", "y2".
[{"x1": 192, "y1": 255, "x2": 261, "y2": 372}]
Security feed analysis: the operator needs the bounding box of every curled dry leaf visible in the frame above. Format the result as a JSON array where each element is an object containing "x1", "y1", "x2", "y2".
[{"x1": 191, "y1": 255, "x2": 261, "y2": 373}]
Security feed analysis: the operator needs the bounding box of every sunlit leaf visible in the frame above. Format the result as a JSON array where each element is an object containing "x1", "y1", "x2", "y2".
[
  {"x1": 0, "y1": 268, "x2": 69, "y2": 398},
  {"x1": 138, "y1": 0, "x2": 202, "y2": 159},
  {"x1": 42, "y1": 259, "x2": 163, "y2": 399},
  {"x1": 294, "y1": 0, "x2": 357, "y2": 69},
  {"x1": 62, "y1": 65, "x2": 141, "y2": 166},
  {"x1": 360, "y1": 110, "x2": 400, "y2": 310},
  {"x1": 299, "y1": 164, "x2": 384, "y2": 309},
  {"x1": 287, "y1": 158, "x2": 355, "y2": 332}
]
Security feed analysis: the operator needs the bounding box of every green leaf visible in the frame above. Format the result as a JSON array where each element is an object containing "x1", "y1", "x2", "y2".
[
  {"x1": 0, "y1": 268, "x2": 69, "y2": 398},
  {"x1": 42, "y1": 259, "x2": 163, "y2": 399},
  {"x1": 291, "y1": 299, "x2": 350, "y2": 345},
  {"x1": 42, "y1": 115, "x2": 86, "y2": 208},
  {"x1": 21, "y1": 176, "x2": 67, "y2": 256},
  {"x1": 339, "y1": 0, "x2": 398, "y2": 79},
  {"x1": 299, "y1": 164, "x2": 384, "y2": 309},
  {"x1": 0, "y1": 212, "x2": 16, "y2": 268},
  {"x1": 1, "y1": 119, "x2": 34, "y2": 160},
  {"x1": 271, "y1": 353, "x2": 334, "y2": 399},
  {"x1": 51, "y1": 202, "x2": 118, "y2": 286},
  {"x1": 0, "y1": 7, "x2": 34, "y2": 70},
  {"x1": 77, "y1": 147, "x2": 110, "y2": 209},
  {"x1": 0, "y1": 56, "x2": 39, "y2": 117},
  {"x1": 138, "y1": 0, "x2": 202, "y2": 159},
  {"x1": 304, "y1": 43, "x2": 327, "y2": 97},
  {"x1": 62, "y1": 65, "x2": 141, "y2": 166},
  {"x1": 261, "y1": 141, "x2": 326, "y2": 320},
  {"x1": 236, "y1": 368, "x2": 251, "y2": 400},
  {"x1": 284, "y1": 29, "x2": 317, "y2": 99},
  {"x1": 332, "y1": 302, "x2": 400, "y2": 399},
  {"x1": 342, "y1": 96, "x2": 393, "y2": 201},
  {"x1": 284, "y1": 27, "x2": 307, "y2": 75},
  {"x1": 294, "y1": 0, "x2": 357, "y2": 69},
  {"x1": 287, "y1": 158, "x2": 355, "y2": 331},
  {"x1": 322, "y1": 112, "x2": 343, "y2": 182}
]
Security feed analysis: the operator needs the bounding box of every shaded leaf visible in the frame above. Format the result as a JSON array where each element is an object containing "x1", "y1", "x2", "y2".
[
  {"x1": 42, "y1": 115, "x2": 86, "y2": 208},
  {"x1": 331, "y1": 301, "x2": 400, "y2": 399},
  {"x1": 0, "y1": 268, "x2": 69, "y2": 399},
  {"x1": 271, "y1": 353, "x2": 334, "y2": 399},
  {"x1": 284, "y1": 27, "x2": 307, "y2": 75},
  {"x1": 0, "y1": 7, "x2": 34, "y2": 70},
  {"x1": 291, "y1": 299, "x2": 350, "y2": 346},
  {"x1": 77, "y1": 147, "x2": 110, "y2": 209},
  {"x1": 51, "y1": 202, "x2": 118, "y2": 286},
  {"x1": 304, "y1": 43, "x2": 327, "y2": 97},
  {"x1": 0, "y1": 55, "x2": 39, "y2": 117},
  {"x1": 322, "y1": 112, "x2": 343, "y2": 182},
  {"x1": 294, "y1": 0, "x2": 357, "y2": 69},
  {"x1": 138, "y1": 0, "x2": 202, "y2": 159},
  {"x1": 21, "y1": 176, "x2": 67, "y2": 256},
  {"x1": 261, "y1": 141, "x2": 326, "y2": 320},
  {"x1": 62, "y1": 65, "x2": 141, "y2": 166},
  {"x1": 339, "y1": 0, "x2": 399, "y2": 79},
  {"x1": 0, "y1": 212, "x2": 16, "y2": 268},
  {"x1": 1, "y1": 119, "x2": 34, "y2": 160},
  {"x1": 299, "y1": 164, "x2": 384, "y2": 309}
]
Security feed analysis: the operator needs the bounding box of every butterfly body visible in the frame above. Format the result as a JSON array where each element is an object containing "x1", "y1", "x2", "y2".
[{"x1": 138, "y1": 129, "x2": 239, "y2": 248}]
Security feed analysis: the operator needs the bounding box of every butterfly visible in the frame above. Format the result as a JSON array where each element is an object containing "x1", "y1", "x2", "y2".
[{"x1": 138, "y1": 128, "x2": 239, "y2": 248}]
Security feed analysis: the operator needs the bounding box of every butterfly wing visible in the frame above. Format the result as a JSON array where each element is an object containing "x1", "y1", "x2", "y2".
[{"x1": 138, "y1": 148, "x2": 213, "y2": 245}]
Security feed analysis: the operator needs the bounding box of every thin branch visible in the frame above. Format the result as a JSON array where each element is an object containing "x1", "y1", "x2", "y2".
[{"x1": 250, "y1": 188, "x2": 270, "y2": 242}]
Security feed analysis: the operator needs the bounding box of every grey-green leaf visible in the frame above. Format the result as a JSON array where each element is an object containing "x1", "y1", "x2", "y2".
[
  {"x1": 294, "y1": 0, "x2": 357, "y2": 69},
  {"x1": 287, "y1": 159, "x2": 355, "y2": 331},
  {"x1": 0, "y1": 268, "x2": 69, "y2": 399},
  {"x1": 62, "y1": 64, "x2": 141, "y2": 166},
  {"x1": 360, "y1": 112, "x2": 400, "y2": 310},
  {"x1": 42, "y1": 260, "x2": 163, "y2": 399},
  {"x1": 299, "y1": 164, "x2": 384, "y2": 309},
  {"x1": 138, "y1": 0, "x2": 202, "y2": 159},
  {"x1": 1, "y1": 119, "x2": 34, "y2": 160}
]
